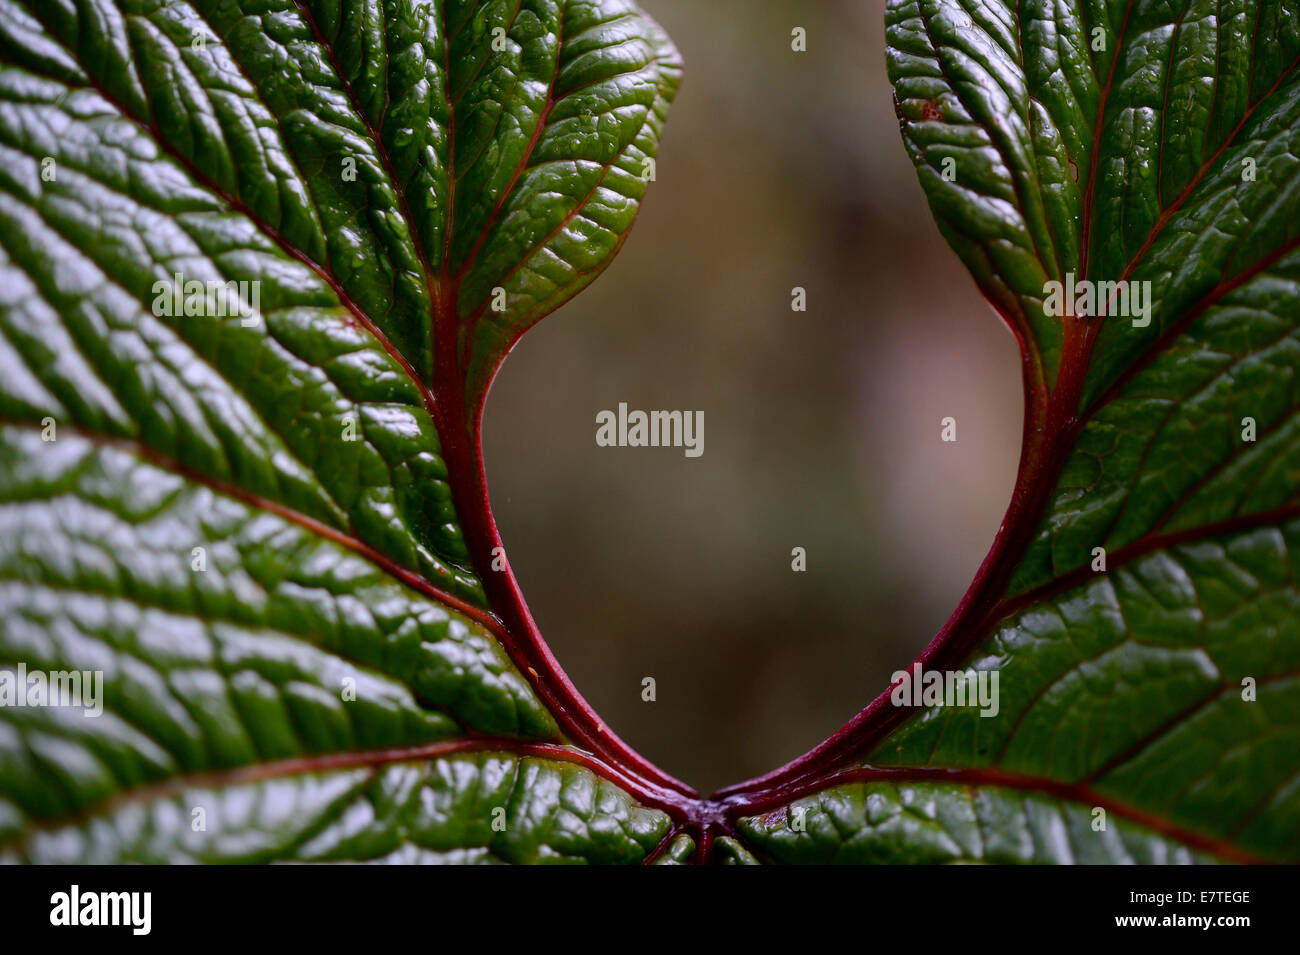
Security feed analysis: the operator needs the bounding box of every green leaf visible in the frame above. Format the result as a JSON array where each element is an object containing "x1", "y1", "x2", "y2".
[
  {"x1": 0, "y1": 0, "x2": 682, "y2": 865},
  {"x1": 726, "y1": 0, "x2": 1300, "y2": 864}
]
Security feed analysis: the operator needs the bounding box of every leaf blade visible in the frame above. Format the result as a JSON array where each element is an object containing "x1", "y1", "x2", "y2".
[
  {"x1": 0, "y1": 0, "x2": 682, "y2": 863},
  {"x1": 869, "y1": 0, "x2": 1300, "y2": 863}
]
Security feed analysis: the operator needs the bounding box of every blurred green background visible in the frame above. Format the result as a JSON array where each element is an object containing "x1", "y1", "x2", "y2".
[{"x1": 483, "y1": 0, "x2": 1023, "y2": 793}]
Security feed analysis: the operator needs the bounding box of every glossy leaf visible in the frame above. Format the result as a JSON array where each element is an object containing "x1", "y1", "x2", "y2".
[
  {"x1": 0, "y1": 0, "x2": 683, "y2": 865},
  {"x1": 721, "y1": 0, "x2": 1300, "y2": 864}
]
